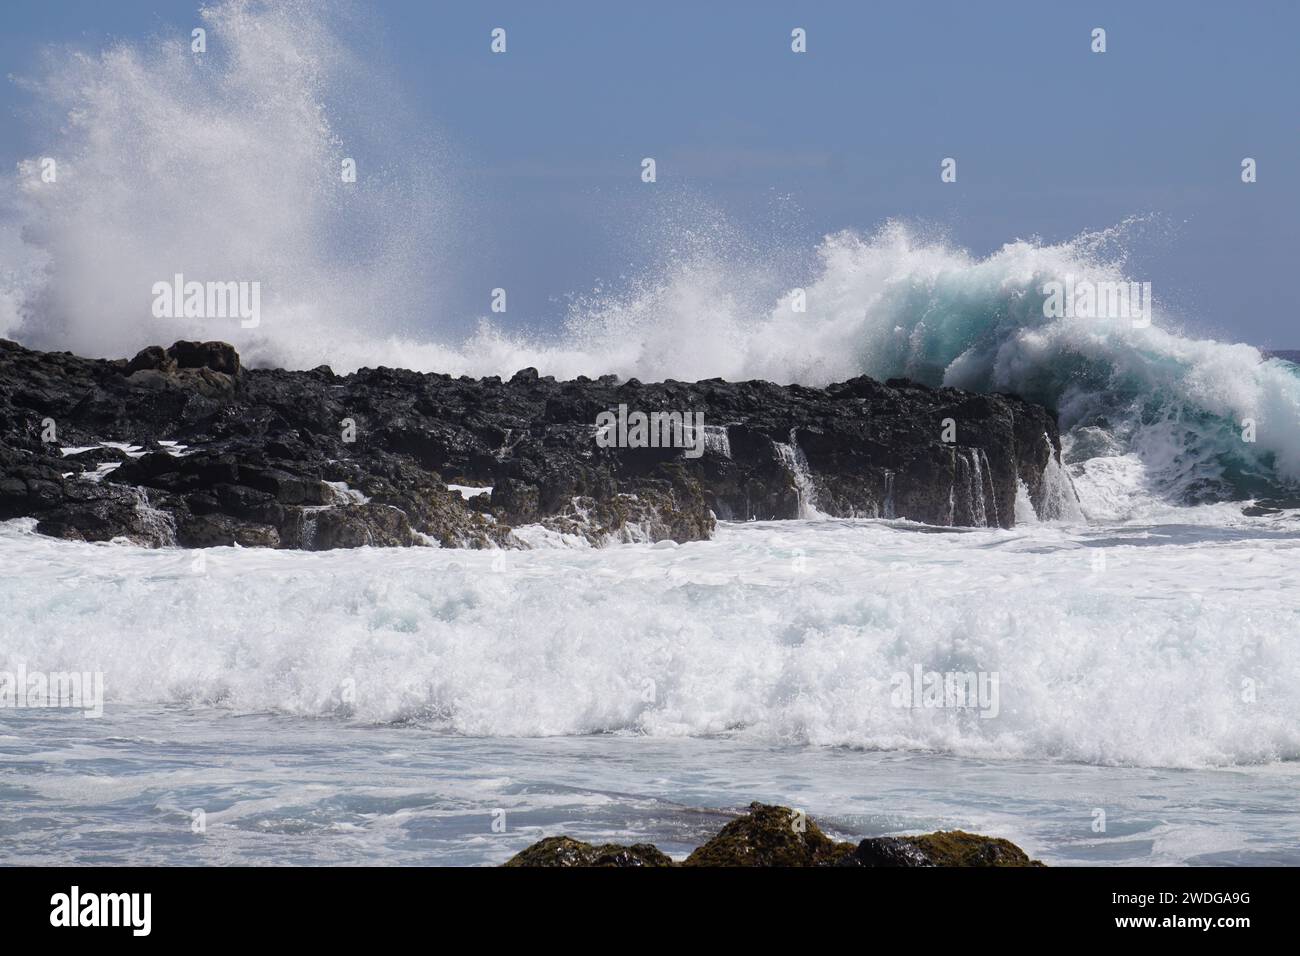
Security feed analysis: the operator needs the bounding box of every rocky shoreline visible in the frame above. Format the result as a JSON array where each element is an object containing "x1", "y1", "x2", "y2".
[
  {"x1": 0, "y1": 339, "x2": 1072, "y2": 549},
  {"x1": 505, "y1": 802, "x2": 1043, "y2": 867}
]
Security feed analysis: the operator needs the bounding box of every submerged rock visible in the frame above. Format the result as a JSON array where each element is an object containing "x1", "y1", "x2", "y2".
[
  {"x1": 0, "y1": 338, "x2": 1072, "y2": 549},
  {"x1": 503, "y1": 803, "x2": 1043, "y2": 867}
]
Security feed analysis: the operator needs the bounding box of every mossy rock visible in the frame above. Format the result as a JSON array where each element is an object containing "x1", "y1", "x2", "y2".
[
  {"x1": 503, "y1": 836, "x2": 674, "y2": 867},
  {"x1": 682, "y1": 802, "x2": 857, "y2": 867},
  {"x1": 840, "y1": 830, "x2": 1043, "y2": 867},
  {"x1": 502, "y1": 806, "x2": 1043, "y2": 868}
]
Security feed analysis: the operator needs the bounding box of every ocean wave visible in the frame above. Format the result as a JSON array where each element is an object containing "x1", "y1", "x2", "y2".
[{"x1": 3, "y1": 517, "x2": 1298, "y2": 769}]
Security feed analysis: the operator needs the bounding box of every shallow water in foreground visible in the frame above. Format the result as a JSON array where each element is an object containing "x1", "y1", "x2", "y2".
[{"x1": 2, "y1": 707, "x2": 1298, "y2": 866}]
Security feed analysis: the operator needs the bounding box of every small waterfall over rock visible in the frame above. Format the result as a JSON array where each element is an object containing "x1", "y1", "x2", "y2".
[
  {"x1": 1014, "y1": 479, "x2": 1038, "y2": 524},
  {"x1": 978, "y1": 449, "x2": 999, "y2": 528},
  {"x1": 947, "y1": 448, "x2": 999, "y2": 528},
  {"x1": 703, "y1": 425, "x2": 732, "y2": 459},
  {"x1": 1036, "y1": 433, "x2": 1084, "y2": 521},
  {"x1": 961, "y1": 450, "x2": 986, "y2": 527},
  {"x1": 299, "y1": 510, "x2": 319, "y2": 549},
  {"x1": 774, "y1": 429, "x2": 824, "y2": 519},
  {"x1": 130, "y1": 488, "x2": 176, "y2": 546}
]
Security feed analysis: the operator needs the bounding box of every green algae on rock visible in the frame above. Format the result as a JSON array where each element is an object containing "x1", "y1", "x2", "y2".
[
  {"x1": 502, "y1": 836, "x2": 674, "y2": 868},
  {"x1": 682, "y1": 802, "x2": 856, "y2": 867},
  {"x1": 502, "y1": 803, "x2": 1043, "y2": 867}
]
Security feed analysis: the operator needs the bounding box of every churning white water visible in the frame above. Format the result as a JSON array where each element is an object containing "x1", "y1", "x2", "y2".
[{"x1": 3, "y1": 514, "x2": 1298, "y2": 768}]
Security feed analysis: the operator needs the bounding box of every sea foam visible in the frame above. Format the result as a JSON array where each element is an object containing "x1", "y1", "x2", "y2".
[{"x1": 3, "y1": 516, "x2": 1297, "y2": 769}]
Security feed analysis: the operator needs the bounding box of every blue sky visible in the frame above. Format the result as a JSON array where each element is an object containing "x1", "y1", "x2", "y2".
[{"x1": 3, "y1": 0, "x2": 1298, "y2": 347}]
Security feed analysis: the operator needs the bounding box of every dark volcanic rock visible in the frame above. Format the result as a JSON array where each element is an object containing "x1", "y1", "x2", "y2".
[
  {"x1": 502, "y1": 836, "x2": 674, "y2": 868},
  {"x1": 0, "y1": 338, "x2": 1071, "y2": 549},
  {"x1": 682, "y1": 801, "x2": 856, "y2": 867},
  {"x1": 502, "y1": 802, "x2": 1042, "y2": 867},
  {"x1": 166, "y1": 340, "x2": 241, "y2": 375},
  {"x1": 839, "y1": 830, "x2": 1045, "y2": 867}
]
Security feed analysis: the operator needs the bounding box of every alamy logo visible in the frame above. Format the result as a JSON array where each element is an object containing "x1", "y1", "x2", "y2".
[
  {"x1": 1042, "y1": 276, "x2": 1151, "y2": 328},
  {"x1": 152, "y1": 273, "x2": 261, "y2": 328},
  {"x1": 890, "y1": 665, "x2": 1000, "y2": 718},
  {"x1": 0, "y1": 663, "x2": 103, "y2": 718},
  {"x1": 595, "y1": 404, "x2": 706, "y2": 459},
  {"x1": 50, "y1": 886, "x2": 151, "y2": 936}
]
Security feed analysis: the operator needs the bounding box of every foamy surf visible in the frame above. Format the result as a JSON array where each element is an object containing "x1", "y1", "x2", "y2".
[{"x1": 3, "y1": 514, "x2": 1297, "y2": 769}]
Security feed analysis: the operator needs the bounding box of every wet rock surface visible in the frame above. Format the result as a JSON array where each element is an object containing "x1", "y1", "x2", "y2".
[
  {"x1": 0, "y1": 339, "x2": 1066, "y2": 549},
  {"x1": 839, "y1": 829, "x2": 1044, "y2": 867},
  {"x1": 502, "y1": 836, "x2": 674, "y2": 868},
  {"x1": 504, "y1": 802, "x2": 1043, "y2": 867},
  {"x1": 682, "y1": 801, "x2": 856, "y2": 866}
]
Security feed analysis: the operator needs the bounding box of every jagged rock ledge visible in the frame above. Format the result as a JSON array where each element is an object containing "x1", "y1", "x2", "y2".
[
  {"x1": 504, "y1": 802, "x2": 1043, "y2": 867},
  {"x1": 0, "y1": 339, "x2": 1073, "y2": 549}
]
